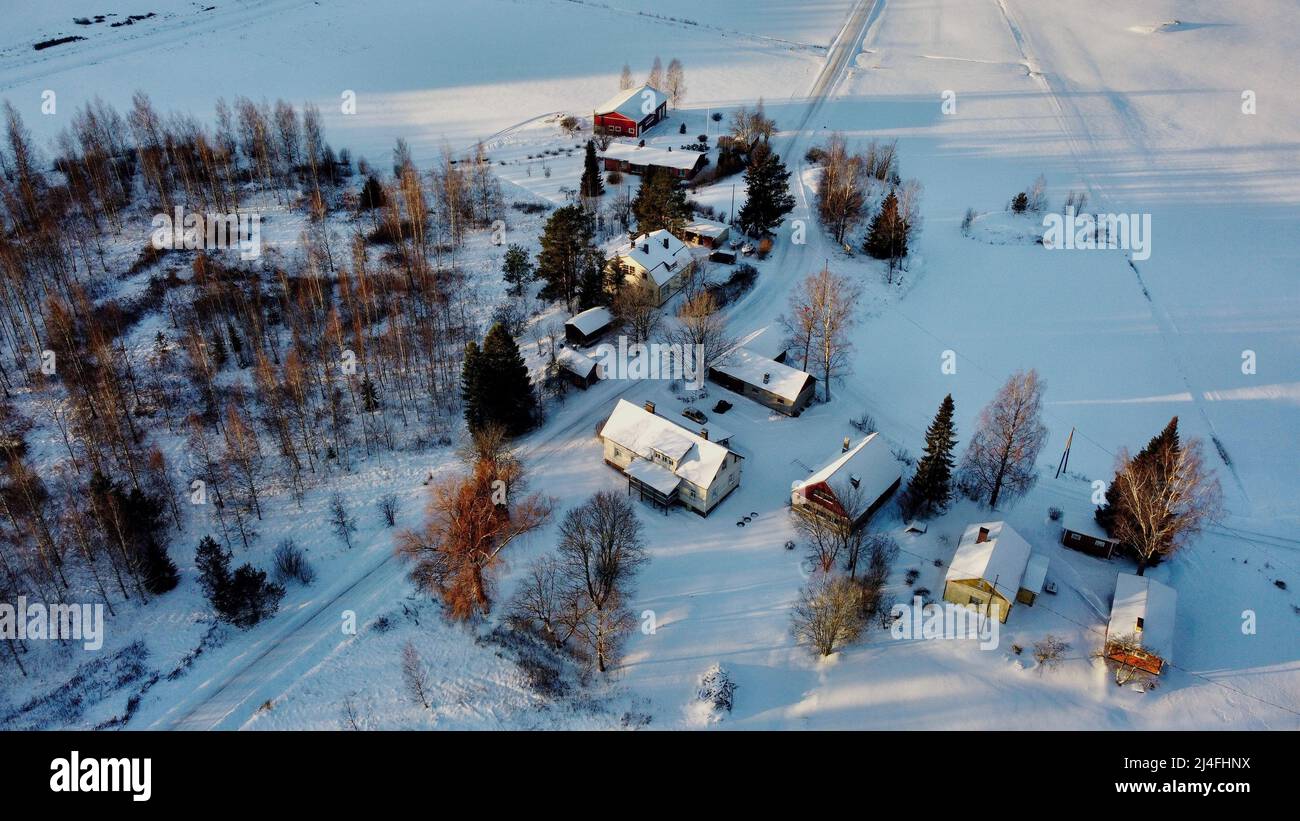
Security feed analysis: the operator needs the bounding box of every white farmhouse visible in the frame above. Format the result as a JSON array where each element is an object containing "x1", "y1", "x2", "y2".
[{"x1": 599, "y1": 399, "x2": 743, "y2": 516}]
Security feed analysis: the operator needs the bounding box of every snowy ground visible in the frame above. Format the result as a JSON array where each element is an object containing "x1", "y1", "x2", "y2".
[{"x1": 3, "y1": 0, "x2": 1297, "y2": 730}]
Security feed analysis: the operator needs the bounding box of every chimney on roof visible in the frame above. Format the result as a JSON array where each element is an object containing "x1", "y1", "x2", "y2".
[
  {"x1": 699, "y1": 428, "x2": 708, "y2": 440},
  {"x1": 842, "y1": 436, "x2": 850, "y2": 453},
  {"x1": 643, "y1": 400, "x2": 656, "y2": 414},
  {"x1": 662, "y1": 236, "x2": 669, "y2": 249},
  {"x1": 762, "y1": 372, "x2": 770, "y2": 384},
  {"x1": 642, "y1": 243, "x2": 649, "y2": 253},
  {"x1": 976, "y1": 527, "x2": 991, "y2": 544}
]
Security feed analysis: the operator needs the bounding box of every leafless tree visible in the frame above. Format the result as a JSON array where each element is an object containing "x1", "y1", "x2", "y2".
[
  {"x1": 556, "y1": 491, "x2": 648, "y2": 672},
  {"x1": 613, "y1": 286, "x2": 663, "y2": 345},
  {"x1": 648, "y1": 56, "x2": 664, "y2": 90},
  {"x1": 665, "y1": 58, "x2": 686, "y2": 106},
  {"x1": 1033, "y1": 635, "x2": 1070, "y2": 674},
  {"x1": 960, "y1": 369, "x2": 1048, "y2": 509},
  {"x1": 400, "y1": 641, "x2": 433, "y2": 709},
  {"x1": 786, "y1": 267, "x2": 860, "y2": 402},
  {"x1": 673, "y1": 291, "x2": 732, "y2": 369},
  {"x1": 1108, "y1": 438, "x2": 1222, "y2": 574},
  {"x1": 792, "y1": 572, "x2": 865, "y2": 656},
  {"x1": 1097, "y1": 634, "x2": 1156, "y2": 688},
  {"x1": 510, "y1": 554, "x2": 583, "y2": 650},
  {"x1": 329, "y1": 492, "x2": 358, "y2": 549},
  {"x1": 816, "y1": 133, "x2": 867, "y2": 245},
  {"x1": 619, "y1": 63, "x2": 634, "y2": 91}
]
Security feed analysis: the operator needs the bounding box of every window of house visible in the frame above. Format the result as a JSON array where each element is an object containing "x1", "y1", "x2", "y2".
[{"x1": 1136, "y1": 617, "x2": 1144, "y2": 632}]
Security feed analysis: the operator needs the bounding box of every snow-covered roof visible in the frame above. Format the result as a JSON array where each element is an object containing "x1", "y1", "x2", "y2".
[
  {"x1": 565, "y1": 305, "x2": 614, "y2": 336},
  {"x1": 623, "y1": 457, "x2": 682, "y2": 496},
  {"x1": 683, "y1": 217, "x2": 730, "y2": 239},
  {"x1": 711, "y1": 347, "x2": 812, "y2": 404},
  {"x1": 1061, "y1": 514, "x2": 1118, "y2": 543},
  {"x1": 1108, "y1": 573, "x2": 1177, "y2": 662},
  {"x1": 600, "y1": 141, "x2": 705, "y2": 172},
  {"x1": 945, "y1": 521, "x2": 1033, "y2": 600},
  {"x1": 694, "y1": 423, "x2": 733, "y2": 446},
  {"x1": 556, "y1": 347, "x2": 598, "y2": 379},
  {"x1": 608, "y1": 229, "x2": 692, "y2": 287},
  {"x1": 594, "y1": 84, "x2": 668, "y2": 121},
  {"x1": 1021, "y1": 553, "x2": 1050, "y2": 596},
  {"x1": 793, "y1": 433, "x2": 901, "y2": 507},
  {"x1": 601, "y1": 399, "x2": 737, "y2": 489}
]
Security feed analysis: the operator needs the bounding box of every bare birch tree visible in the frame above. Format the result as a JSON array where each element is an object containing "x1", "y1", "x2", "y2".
[{"x1": 959, "y1": 369, "x2": 1048, "y2": 510}]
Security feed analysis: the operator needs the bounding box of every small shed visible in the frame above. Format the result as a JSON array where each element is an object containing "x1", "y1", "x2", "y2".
[
  {"x1": 556, "y1": 348, "x2": 600, "y2": 390},
  {"x1": 682, "y1": 218, "x2": 731, "y2": 249},
  {"x1": 1016, "y1": 553, "x2": 1051, "y2": 606},
  {"x1": 564, "y1": 306, "x2": 615, "y2": 347},
  {"x1": 1105, "y1": 573, "x2": 1176, "y2": 675},
  {"x1": 1061, "y1": 515, "x2": 1121, "y2": 559}
]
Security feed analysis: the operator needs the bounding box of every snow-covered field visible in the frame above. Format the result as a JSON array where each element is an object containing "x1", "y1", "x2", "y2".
[{"x1": 2, "y1": 0, "x2": 1297, "y2": 730}]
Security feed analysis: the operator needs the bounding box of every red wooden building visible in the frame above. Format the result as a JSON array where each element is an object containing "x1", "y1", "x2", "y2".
[{"x1": 594, "y1": 84, "x2": 669, "y2": 138}]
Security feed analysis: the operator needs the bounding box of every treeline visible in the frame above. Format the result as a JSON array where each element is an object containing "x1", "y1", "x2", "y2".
[{"x1": 0, "y1": 89, "x2": 514, "y2": 673}]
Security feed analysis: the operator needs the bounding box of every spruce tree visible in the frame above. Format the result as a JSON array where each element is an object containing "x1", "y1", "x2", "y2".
[
  {"x1": 501, "y1": 243, "x2": 533, "y2": 296},
  {"x1": 360, "y1": 375, "x2": 380, "y2": 412},
  {"x1": 536, "y1": 205, "x2": 603, "y2": 311},
  {"x1": 1096, "y1": 416, "x2": 1180, "y2": 535},
  {"x1": 901, "y1": 394, "x2": 958, "y2": 519},
  {"x1": 580, "y1": 140, "x2": 605, "y2": 199},
  {"x1": 737, "y1": 144, "x2": 795, "y2": 237},
  {"x1": 479, "y1": 323, "x2": 538, "y2": 436},
  {"x1": 864, "y1": 189, "x2": 907, "y2": 260},
  {"x1": 461, "y1": 341, "x2": 486, "y2": 432},
  {"x1": 631, "y1": 166, "x2": 690, "y2": 234},
  {"x1": 195, "y1": 535, "x2": 233, "y2": 608}
]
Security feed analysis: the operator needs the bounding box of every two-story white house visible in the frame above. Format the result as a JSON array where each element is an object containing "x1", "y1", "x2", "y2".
[{"x1": 599, "y1": 399, "x2": 743, "y2": 516}]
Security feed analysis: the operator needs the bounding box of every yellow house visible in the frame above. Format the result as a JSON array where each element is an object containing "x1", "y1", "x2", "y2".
[
  {"x1": 942, "y1": 521, "x2": 1046, "y2": 623},
  {"x1": 607, "y1": 230, "x2": 693, "y2": 307}
]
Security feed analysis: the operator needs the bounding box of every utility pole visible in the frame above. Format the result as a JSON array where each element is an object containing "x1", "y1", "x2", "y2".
[{"x1": 1055, "y1": 426, "x2": 1075, "y2": 479}]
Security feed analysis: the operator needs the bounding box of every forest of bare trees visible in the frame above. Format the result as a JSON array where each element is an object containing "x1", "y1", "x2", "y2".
[{"x1": 0, "y1": 89, "x2": 510, "y2": 673}]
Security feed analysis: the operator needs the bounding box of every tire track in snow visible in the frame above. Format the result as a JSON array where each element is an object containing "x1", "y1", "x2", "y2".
[{"x1": 990, "y1": 0, "x2": 1252, "y2": 512}]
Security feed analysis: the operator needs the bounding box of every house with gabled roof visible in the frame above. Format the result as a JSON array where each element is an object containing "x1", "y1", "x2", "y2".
[
  {"x1": 709, "y1": 346, "x2": 816, "y2": 416},
  {"x1": 1105, "y1": 573, "x2": 1176, "y2": 675},
  {"x1": 599, "y1": 399, "x2": 743, "y2": 516},
  {"x1": 593, "y1": 83, "x2": 669, "y2": 137},
  {"x1": 599, "y1": 142, "x2": 707, "y2": 180},
  {"x1": 791, "y1": 433, "x2": 901, "y2": 529},
  {"x1": 607, "y1": 229, "x2": 694, "y2": 307},
  {"x1": 942, "y1": 521, "x2": 1049, "y2": 623},
  {"x1": 564, "y1": 305, "x2": 615, "y2": 347}
]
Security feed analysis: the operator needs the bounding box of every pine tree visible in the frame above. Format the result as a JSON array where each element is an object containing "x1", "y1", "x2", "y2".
[
  {"x1": 901, "y1": 394, "x2": 957, "y2": 519},
  {"x1": 631, "y1": 167, "x2": 690, "y2": 234},
  {"x1": 580, "y1": 140, "x2": 604, "y2": 199},
  {"x1": 737, "y1": 144, "x2": 795, "y2": 237},
  {"x1": 536, "y1": 204, "x2": 604, "y2": 311},
  {"x1": 1096, "y1": 416, "x2": 1180, "y2": 535},
  {"x1": 501, "y1": 243, "x2": 533, "y2": 296},
  {"x1": 864, "y1": 189, "x2": 907, "y2": 260}
]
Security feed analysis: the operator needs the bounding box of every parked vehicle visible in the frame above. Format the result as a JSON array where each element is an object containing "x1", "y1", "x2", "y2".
[{"x1": 682, "y1": 406, "x2": 708, "y2": 424}]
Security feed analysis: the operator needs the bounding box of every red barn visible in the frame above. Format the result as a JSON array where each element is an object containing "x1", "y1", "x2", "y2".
[{"x1": 594, "y1": 84, "x2": 669, "y2": 138}]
